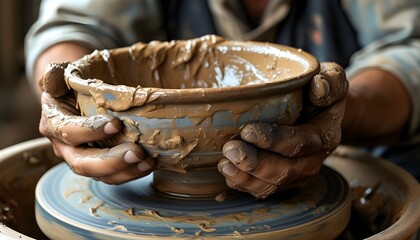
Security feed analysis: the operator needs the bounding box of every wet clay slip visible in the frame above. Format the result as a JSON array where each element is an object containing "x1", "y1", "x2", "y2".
[{"x1": 57, "y1": 35, "x2": 319, "y2": 198}]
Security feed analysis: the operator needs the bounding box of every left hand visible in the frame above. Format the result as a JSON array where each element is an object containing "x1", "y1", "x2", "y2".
[
  {"x1": 217, "y1": 62, "x2": 348, "y2": 198},
  {"x1": 38, "y1": 62, "x2": 156, "y2": 185}
]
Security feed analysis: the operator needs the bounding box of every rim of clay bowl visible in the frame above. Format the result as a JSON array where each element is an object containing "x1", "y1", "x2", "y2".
[{"x1": 65, "y1": 37, "x2": 319, "y2": 104}]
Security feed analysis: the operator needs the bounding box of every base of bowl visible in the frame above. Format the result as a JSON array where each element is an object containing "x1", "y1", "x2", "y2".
[{"x1": 152, "y1": 169, "x2": 228, "y2": 199}]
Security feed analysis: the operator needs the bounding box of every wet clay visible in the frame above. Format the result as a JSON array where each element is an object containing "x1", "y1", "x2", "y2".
[{"x1": 55, "y1": 35, "x2": 319, "y2": 197}]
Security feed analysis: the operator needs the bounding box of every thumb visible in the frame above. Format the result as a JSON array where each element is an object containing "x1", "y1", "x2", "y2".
[
  {"x1": 309, "y1": 62, "x2": 348, "y2": 107},
  {"x1": 40, "y1": 62, "x2": 70, "y2": 98}
]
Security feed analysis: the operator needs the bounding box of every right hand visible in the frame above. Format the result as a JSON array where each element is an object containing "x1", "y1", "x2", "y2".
[
  {"x1": 39, "y1": 63, "x2": 155, "y2": 184},
  {"x1": 217, "y1": 62, "x2": 348, "y2": 198}
]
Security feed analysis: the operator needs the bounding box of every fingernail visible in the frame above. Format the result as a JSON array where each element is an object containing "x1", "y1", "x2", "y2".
[
  {"x1": 313, "y1": 77, "x2": 330, "y2": 100},
  {"x1": 137, "y1": 161, "x2": 151, "y2": 171},
  {"x1": 242, "y1": 130, "x2": 257, "y2": 143},
  {"x1": 104, "y1": 122, "x2": 119, "y2": 134},
  {"x1": 224, "y1": 147, "x2": 240, "y2": 160},
  {"x1": 224, "y1": 146, "x2": 248, "y2": 163},
  {"x1": 220, "y1": 161, "x2": 237, "y2": 177},
  {"x1": 124, "y1": 150, "x2": 141, "y2": 163}
]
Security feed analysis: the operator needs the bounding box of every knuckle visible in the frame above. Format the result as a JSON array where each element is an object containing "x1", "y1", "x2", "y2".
[
  {"x1": 58, "y1": 130, "x2": 73, "y2": 145},
  {"x1": 296, "y1": 157, "x2": 323, "y2": 179},
  {"x1": 225, "y1": 179, "x2": 240, "y2": 190},
  {"x1": 52, "y1": 148, "x2": 62, "y2": 158},
  {"x1": 238, "y1": 158, "x2": 259, "y2": 172},
  {"x1": 125, "y1": 168, "x2": 142, "y2": 178},
  {"x1": 321, "y1": 62, "x2": 343, "y2": 76},
  {"x1": 321, "y1": 128, "x2": 341, "y2": 151},
  {"x1": 226, "y1": 175, "x2": 253, "y2": 190},
  {"x1": 301, "y1": 164, "x2": 321, "y2": 179},
  {"x1": 50, "y1": 141, "x2": 64, "y2": 158},
  {"x1": 69, "y1": 159, "x2": 88, "y2": 177},
  {"x1": 99, "y1": 176, "x2": 115, "y2": 185},
  {"x1": 287, "y1": 136, "x2": 312, "y2": 157},
  {"x1": 243, "y1": 123, "x2": 276, "y2": 149},
  {"x1": 108, "y1": 159, "x2": 122, "y2": 173},
  {"x1": 273, "y1": 167, "x2": 296, "y2": 185},
  {"x1": 306, "y1": 165, "x2": 321, "y2": 177},
  {"x1": 254, "y1": 185, "x2": 277, "y2": 199}
]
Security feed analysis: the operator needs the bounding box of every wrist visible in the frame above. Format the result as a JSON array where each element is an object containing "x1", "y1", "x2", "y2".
[
  {"x1": 340, "y1": 86, "x2": 365, "y2": 144},
  {"x1": 340, "y1": 69, "x2": 411, "y2": 145}
]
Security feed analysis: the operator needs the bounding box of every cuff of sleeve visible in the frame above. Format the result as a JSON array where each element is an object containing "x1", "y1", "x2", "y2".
[
  {"x1": 24, "y1": 25, "x2": 118, "y2": 89},
  {"x1": 346, "y1": 46, "x2": 420, "y2": 138}
]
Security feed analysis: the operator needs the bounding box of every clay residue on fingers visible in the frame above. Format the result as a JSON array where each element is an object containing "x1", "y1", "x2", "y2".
[
  {"x1": 310, "y1": 62, "x2": 348, "y2": 107},
  {"x1": 310, "y1": 75, "x2": 330, "y2": 103},
  {"x1": 223, "y1": 140, "x2": 258, "y2": 171},
  {"x1": 42, "y1": 99, "x2": 121, "y2": 146},
  {"x1": 41, "y1": 62, "x2": 70, "y2": 97},
  {"x1": 241, "y1": 123, "x2": 277, "y2": 149}
]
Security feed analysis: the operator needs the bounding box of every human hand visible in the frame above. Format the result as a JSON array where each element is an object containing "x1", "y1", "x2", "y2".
[
  {"x1": 218, "y1": 62, "x2": 348, "y2": 198},
  {"x1": 39, "y1": 63, "x2": 155, "y2": 184}
]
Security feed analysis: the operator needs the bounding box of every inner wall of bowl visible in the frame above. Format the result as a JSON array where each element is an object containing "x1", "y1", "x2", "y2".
[{"x1": 77, "y1": 40, "x2": 306, "y2": 89}]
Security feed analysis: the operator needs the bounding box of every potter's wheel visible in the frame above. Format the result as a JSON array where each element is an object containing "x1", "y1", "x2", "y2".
[{"x1": 35, "y1": 163, "x2": 351, "y2": 239}]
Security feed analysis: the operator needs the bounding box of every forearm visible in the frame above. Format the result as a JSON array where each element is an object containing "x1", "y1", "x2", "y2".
[
  {"x1": 33, "y1": 42, "x2": 91, "y2": 98},
  {"x1": 341, "y1": 69, "x2": 411, "y2": 145}
]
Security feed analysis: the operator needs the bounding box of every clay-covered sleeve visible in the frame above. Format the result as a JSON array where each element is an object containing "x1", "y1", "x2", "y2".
[
  {"x1": 24, "y1": 0, "x2": 164, "y2": 83},
  {"x1": 342, "y1": 0, "x2": 420, "y2": 138}
]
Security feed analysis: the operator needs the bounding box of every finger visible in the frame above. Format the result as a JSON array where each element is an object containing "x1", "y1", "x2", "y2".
[
  {"x1": 241, "y1": 99, "x2": 345, "y2": 157},
  {"x1": 275, "y1": 178, "x2": 308, "y2": 192},
  {"x1": 40, "y1": 62, "x2": 70, "y2": 98},
  {"x1": 40, "y1": 93, "x2": 122, "y2": 146},
  {"x1": 223, "y1": 140, "x2": 295, "y2": 184},
  {"x1": 240, "y1": 123, "x2": 322, "y2": 157},
  {"x1": 218, "y1": 158, "x2": 277, "y2": 199},
  {"x1": 96, "y1": 160, "x2": 154, "y2": 184},
  {"x1": 54, "y1": 142, "x2": 154, "y2": 177},
  {"x1": 310, "y1": 62, "x2": 348, "y2": 107},
  {"x1": 222, "y1": 140, "x2": 324, "y2": 186}
]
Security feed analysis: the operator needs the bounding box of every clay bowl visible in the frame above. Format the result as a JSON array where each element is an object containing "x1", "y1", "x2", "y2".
[{"x1": 63, "y1": 35, "x2": 319, "y2": 198}]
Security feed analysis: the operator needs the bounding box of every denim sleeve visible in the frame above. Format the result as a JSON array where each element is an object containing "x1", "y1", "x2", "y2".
[
  {"x1": 24, "y1": 0, "x2": 163, "y2": 82},
  {"x1": 342, "y1": 0, "x2": 420, "y2": 137}
]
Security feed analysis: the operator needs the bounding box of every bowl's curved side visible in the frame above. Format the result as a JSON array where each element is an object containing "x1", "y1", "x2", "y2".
[
  {"x1": 324, "y1": 147, "x2": 420, "y2": 240},
  {"x1": 74, "y1": 88, "x2": 303, "y2": 171}
]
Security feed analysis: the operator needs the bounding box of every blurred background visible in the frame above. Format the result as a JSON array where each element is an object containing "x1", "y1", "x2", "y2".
[{"x1": 0, "y1": 0, "x2": 42, "y2": 149}]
